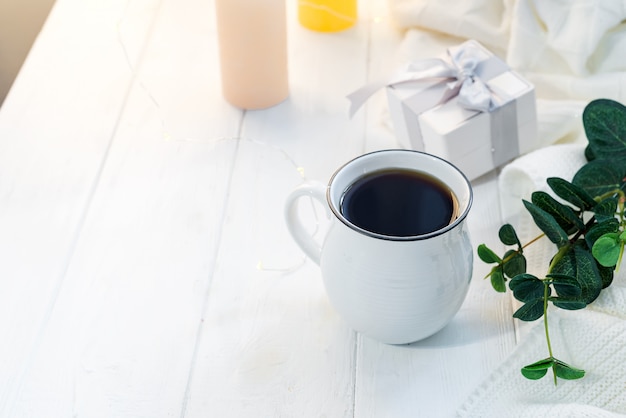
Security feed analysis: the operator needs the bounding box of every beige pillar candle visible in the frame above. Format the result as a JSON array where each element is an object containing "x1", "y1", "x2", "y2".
[{"x1": 215, "y1": 0, "x2": 289, "y2": 110}]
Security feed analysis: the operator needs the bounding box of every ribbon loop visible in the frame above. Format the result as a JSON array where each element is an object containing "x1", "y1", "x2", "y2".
[
  {"x1": 444, "y1": 44, "x2": 496, "y2": 112},
  {"x1": 347, "y1": 41, "x2": 510, "y2": 117}
]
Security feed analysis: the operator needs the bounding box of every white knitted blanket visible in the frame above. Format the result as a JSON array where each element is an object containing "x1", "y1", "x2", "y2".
[{"x1": 457, "y1": 144, "x2": 626, "y2": 417}]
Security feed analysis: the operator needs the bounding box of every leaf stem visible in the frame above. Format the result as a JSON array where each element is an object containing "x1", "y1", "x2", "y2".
[
  {"x1": 569, "y1": 216, "x2": 597, "y2": 243},
  {"x1": 595, "y1": 188, "x2": 625, "y2": 203},
  {"x1": 548, "y1": 244, "x2": 571, "y2": 273},
  {"x1": 522, "y1": 233, "x2": 545, "y2": 250},
  {"x1": 542, "y1": 281, "x2": 556, "y2": 385}
]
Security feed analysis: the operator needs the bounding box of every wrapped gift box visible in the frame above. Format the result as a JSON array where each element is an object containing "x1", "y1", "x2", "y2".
[{"x1": 386, "y1": 40, "x2": 537, "y2": 180}]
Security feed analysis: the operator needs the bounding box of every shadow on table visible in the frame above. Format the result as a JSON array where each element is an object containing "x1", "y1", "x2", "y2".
[{"x1": 399, "y1": 310, "x2": 509, "y2": 349}]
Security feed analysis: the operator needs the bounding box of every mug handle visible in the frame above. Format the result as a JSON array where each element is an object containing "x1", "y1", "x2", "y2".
[{"x1": 284, "y1": 182, "x2": 330, "y2": 265}]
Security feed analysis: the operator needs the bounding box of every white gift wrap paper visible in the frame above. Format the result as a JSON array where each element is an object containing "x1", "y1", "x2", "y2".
[{"x1": 385, "y1": 40, "x2": 537, "y2": 180}]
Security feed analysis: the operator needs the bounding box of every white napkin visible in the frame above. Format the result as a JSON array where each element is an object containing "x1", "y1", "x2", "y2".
[{"x1": 457, "y1": 144, "x2": 626, "y2": 417}]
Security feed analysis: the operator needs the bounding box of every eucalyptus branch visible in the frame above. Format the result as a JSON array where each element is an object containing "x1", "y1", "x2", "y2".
[
  {"x1": 522, "y1": 233, "x2": 545, "y2": 250},
  {"x1": 569, "y1": 217, "x2": 597, "y2": 243},
  {"x1": 478, "y1": 98, "x2": 626, "y2": 384}
]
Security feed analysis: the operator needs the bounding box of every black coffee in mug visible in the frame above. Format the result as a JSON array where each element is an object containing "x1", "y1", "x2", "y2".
[{"x1": 340, "y1": 168, "x2": 458, "y2": 237}]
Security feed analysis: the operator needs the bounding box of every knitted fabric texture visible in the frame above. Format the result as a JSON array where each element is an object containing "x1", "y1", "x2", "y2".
[{"x1": 458, "y1": 144, "x2": 626, "y2": 417}]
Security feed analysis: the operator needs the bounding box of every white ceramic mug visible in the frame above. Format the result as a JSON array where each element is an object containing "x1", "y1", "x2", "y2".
[{"x1": 285, "y1": 150, "x2": 473, "y2": 344}]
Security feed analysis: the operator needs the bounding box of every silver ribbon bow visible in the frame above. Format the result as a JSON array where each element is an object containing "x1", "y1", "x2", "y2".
[{"x1": 347, "y1": 42, "x2": 509, "y2": 117}]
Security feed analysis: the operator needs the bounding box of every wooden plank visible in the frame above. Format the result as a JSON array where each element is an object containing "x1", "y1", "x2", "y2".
[
  {"x1": 0, "y1": 0, "x2": 162, "y2": 415},
  {"x1": 349, "y1": 4, "x2": 519, "y2": 414},
  {"x1": 3, "y1": 0, "x2": 243, "y2": 416},
  {"x1": 183, "y1": 140, "x2": 357, "y2": 417},
  {"x1": 181, "y1": 0, "x2": 381, "y2": 416}
]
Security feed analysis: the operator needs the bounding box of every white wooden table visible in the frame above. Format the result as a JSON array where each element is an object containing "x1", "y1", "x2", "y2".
[{"x1": 0, "y1": 0, "x2": 519, "y2": 416}]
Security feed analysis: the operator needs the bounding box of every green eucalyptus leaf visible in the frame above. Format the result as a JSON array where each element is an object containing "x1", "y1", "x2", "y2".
[
  {"x1": 509, "y1": 273, "x2": 538, "y2": 289},
  {"x1": 523, "y1": 200, "x2": 569, "y2": 247},
  {"x1": 552, "y1": 244, "x2": 603, "y2": 304},
  {"x1": 592, "y1": 233, "x2": 621, "y2": 267},
  {"x1": 585, "y1": 218, "x2": 620, "y2": 249},
  {"x1": 582, "y1": 98, "x2": 626, "y2": 164},
  {"x1": 552, "y1": 245, "x2": 576, "y2": 277},
  {"x1": 502, "y1": 250, "x2": 527, "y2": 278},
  {"x1": 546, "y1": 177, "x2": 597, "y2": 210},
  {"x1": 551, "y1": 296, "x2": 587, "y2": 310},
  {"x1": 521, "y1": 358, "x2": 553, "y2": 380},
  {"x1": 522, "y1": 358, "x2": 554, "y2": 370},
  {"x1": 521, "y1": 367, "x2": 549, "y2": 380},
  {"x1": 499, "y1": 224, "x2": 521, "y2": 247},
  {"x1": 531, "y1": 191, "x2": 584, "y2": 233},
  {"x1": 547, "y1": 273, "x2": 583, "y2": 298},
  {"x1": 573, "y1": 244, "x2": 604, "y2": 304},
  {"x1": 598, "y1": 263, "x2": 615, "y2": 289},
  {"x1": 553, "y1": 359, "x2": 586, "y2": 380},
  {"x1": 585, "y1": 144, "x2": 596, "y2": 161},
  {"x1": 509, "y1": 274, "x2": 546, "y2": 302},
  {"x1": 477, "y1": 244, "x2": 501, "y2": 264},
  {"x1": 572, "y1": 160, "x2": 623, "y2": 198},
  {"x1": 592, "y1": 197, "x2": 618, "y2": 222},
  {"x1": 490, "y1": 267, "x2": 507, "y2": 293},
  {"x1": 513, "y1": 298, "x2": 545, "y2": 321}
]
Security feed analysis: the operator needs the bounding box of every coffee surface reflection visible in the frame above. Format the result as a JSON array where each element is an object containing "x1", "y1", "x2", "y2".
[{"x1": 340, "y1": 169, "x2": 458, "y2": 237}]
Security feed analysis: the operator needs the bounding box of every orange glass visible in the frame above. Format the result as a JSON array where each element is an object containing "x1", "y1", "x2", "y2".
[{"x1": 298, "y1": 0, "x2": 357, "y2": 32}]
